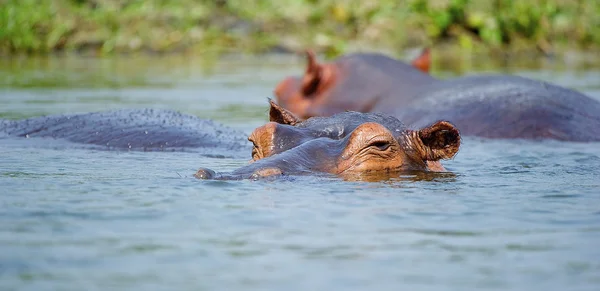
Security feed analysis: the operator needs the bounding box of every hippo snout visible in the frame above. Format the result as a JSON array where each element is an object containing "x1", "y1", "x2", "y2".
[
  {"x1": 194, "y1": 167, "x2": 217, "y2": 179},
  {"x1": 195, "y1": 166, "x2": 284, "y2": 180}
]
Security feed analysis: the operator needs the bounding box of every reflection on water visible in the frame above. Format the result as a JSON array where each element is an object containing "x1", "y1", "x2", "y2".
[
  {"x1": 341, "y1": 170, "x2": 458, "y2": 183},
  {"x1": 1, "y1": 53, "x2": 600, "y2": 290}
]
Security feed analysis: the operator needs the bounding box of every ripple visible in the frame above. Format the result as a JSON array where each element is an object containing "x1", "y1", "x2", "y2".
[
  {"x1": 119, "y1": 244, "x2": 179, "y2": 254},
  {"x1": 2, "y1": 61, "x2": 600, "y2": 291},
  {"x1": 540, "y1": 194, "x2": 582, "y2": 199},
  {"x1": 228, "y1": 249, "x2": 268, "y2": 257},
  {"x1": 505, "y1": 244, "x2": 556, "y2": 251},
  {"x1": 414, "y1": 229, "x2": 482, "y2": 237},
  {"x1": 201, "y1": 180, "x2": 238, "y2": 187}
]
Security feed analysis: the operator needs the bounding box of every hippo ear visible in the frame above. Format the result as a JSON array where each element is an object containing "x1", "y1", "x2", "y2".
[
  {"x1": 301, "y1": 49, "x2": 323, "y2": 96},
  {"x1": 268, "y1": 98, "x2": 301, "y2": 125},
  {"x1": 417, "y1": 121, "x2": 460, "y2": 160},
  {"x1": 411, "y1": 48, "x2": 431, "y2": 73}
]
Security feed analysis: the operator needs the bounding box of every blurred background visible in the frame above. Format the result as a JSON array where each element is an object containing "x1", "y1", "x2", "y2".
[
  {"x1": 2, "y1": 0, "x2": 599, "y2": 57},
  {"x1": 1, "y1": 0, "x2": 600, "y2": 124}
]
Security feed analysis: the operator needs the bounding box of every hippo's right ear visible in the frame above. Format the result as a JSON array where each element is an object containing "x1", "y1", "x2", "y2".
[
  {"x1": 411, "y1": 48, "x2": 431, "y2": 73},
  {"x1": 268, "y1": 98, "x2": 301, "y2": 125},
  {"x1": 417, "y1": 121, "x2": 460, "y2": 161},
  {"x1": 301, "y1": 49, "x2": 323, "y2": 96}
]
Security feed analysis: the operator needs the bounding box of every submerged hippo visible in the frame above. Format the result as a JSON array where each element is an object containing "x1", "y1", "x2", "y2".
[
  {"x1": 0, "y1": 109, "x2": 250, "y2": 158},
  {"x1": 274, "y1": 49, "x2": 435, "y2": 119},
  {"x1": 195, "y1": 100, "x2": 460, "y2": 180},
  {"x1": 274, "y1": 50, "x2": 600, "y2": 142}
]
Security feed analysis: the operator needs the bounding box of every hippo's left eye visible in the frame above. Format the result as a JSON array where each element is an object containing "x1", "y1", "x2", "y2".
[
  {"x1": 369, "y1": 141, "x2": 390, "y2": 151},
  {"x1": 248, "y1": 137, "x2": 260, "y2": 160}
]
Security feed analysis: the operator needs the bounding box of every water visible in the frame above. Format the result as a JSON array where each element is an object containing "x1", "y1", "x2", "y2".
[{"x1": 1, "y1": 54, "x2": 600, "y2": 291}]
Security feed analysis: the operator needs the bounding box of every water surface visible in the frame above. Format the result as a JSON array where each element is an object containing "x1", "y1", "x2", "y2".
[{"x1": 1, "y1": 54, "x2": 599, "y2": 291}]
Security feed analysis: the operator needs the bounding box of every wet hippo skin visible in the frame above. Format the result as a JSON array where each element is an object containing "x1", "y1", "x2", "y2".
[
  {"x1": 196, "y1": 101, "x2": 460, "y2": 180},
  {"x1": 274, "y1": 51, "x2": 600, "y2": 142},
  {"x1": 386, "y1": 75, "x2": 600, "y2": 141},
  {"x1": 274, "y1": 50, "x2": 435, "y2": 119},
  {"x1": 0, "y1": 105, "x2": 460, "y2": 181},
  {"x1": 0, "y1": 109, "x2": 250, "y2": 158}
]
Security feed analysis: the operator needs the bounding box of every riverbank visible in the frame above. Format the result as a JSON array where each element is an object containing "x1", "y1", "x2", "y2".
[{"x1": 1, "y1": 0, "x2": 599, "y2": 57}]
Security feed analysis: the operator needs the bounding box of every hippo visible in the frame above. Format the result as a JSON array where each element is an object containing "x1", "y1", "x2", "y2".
[
  {"x1": 274, "y1": 49, "x2": 435, "y2": 119},
  {"x1": 0, "y1": 106, "x2": 460, "y2": 181},
  {"x1": 195, "y1": 100, "x2": 460, "y2": 181},
  {"x1": 0, "y1": 109, "x2": 250, "y2": 158},
  {"x1": 274, "y1": 51, "x2": 600, "y2": 142},
  {"x1": 386, "y1": 75, "x2": 600, "y2": 141}
]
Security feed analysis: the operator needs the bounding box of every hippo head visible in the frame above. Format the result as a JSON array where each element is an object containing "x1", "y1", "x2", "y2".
[
  {"x1": 273, "y1": 50, "x2": 338, "y2": 119},
  {"x1": 195, "y1": 100, "x2": 460, "y2": 181},
  {"x1": 273, "y1": 49, "x2": 432, "y2": 120}
]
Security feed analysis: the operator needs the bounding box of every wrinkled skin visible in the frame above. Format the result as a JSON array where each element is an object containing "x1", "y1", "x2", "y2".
[
  {"x1": 274, "y1": 49, "x2": 435, "y2": 119},
  {"x1": 195, "y1": 101, "x2": 460, "y2": 180},
  {"x1": 0, "y1": 107, "x2": 460, "y2": 181},
  {"x1": 274, "y1": 50, "x2": 600, "y2": 142},
  {"x1": 0, "y1": 109, "x2": 250, "y2": 158}
]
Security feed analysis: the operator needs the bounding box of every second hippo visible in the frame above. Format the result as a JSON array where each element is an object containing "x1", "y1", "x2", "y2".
[
  {"x1": 274, "y1": 49, "x2": 435, "y2": 119},
  {"x1": 274, "y1": 50, "x2": 600, "y2": 142},
  {"x1": 0, "y1": 109, "x2": 250, "y2": 158}
]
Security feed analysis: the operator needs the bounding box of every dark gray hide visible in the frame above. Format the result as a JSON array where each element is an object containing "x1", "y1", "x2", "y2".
[{"x1": 0, "y1": 109, "x2": 250, "y2": 158}]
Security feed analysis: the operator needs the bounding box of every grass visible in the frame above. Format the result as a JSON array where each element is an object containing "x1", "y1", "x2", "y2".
[{"x1": 1, "y1": 0, "x2": 599, "y2": 57}]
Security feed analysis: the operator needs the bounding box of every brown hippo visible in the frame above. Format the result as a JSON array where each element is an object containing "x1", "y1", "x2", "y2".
[
  {"x1": 274, "y1": 49, "x2": 435, "y2": 119},
  {"x1": 274, "y1": 51, "x2": 600, "y2": 142},
  {"x1": 195, "y1": 100, "x2": 460, "y2": 181}
]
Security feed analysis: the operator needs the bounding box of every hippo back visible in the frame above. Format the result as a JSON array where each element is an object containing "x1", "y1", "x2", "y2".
[
  {"x1": 393, "y1": 75, "x2": 600, "y2": 141},
  {"x1": 0, "y1": 109, "x2": 250, "y2": 157},
  {"x1": 322, "y1": 53, "x2": 436, "y2": 114}
]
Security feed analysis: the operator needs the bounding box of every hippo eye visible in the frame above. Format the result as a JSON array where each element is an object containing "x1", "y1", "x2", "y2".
[
  {"x1": 249, "y1": 138, "x2": 260, "y2": 160},
  {"x1": 369, "y1": 141, "x2": 390, "y2": 151}
]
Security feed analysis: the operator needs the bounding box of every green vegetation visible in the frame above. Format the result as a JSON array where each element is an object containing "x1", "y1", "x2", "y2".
[{"x1": 1, "y1": 0, "x2": 599, "y2": 56}]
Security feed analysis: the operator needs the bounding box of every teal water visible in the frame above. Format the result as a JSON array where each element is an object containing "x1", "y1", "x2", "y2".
[{"x1": 1, "y1": 54, "x2": 600, "y2": 291}]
